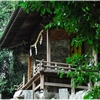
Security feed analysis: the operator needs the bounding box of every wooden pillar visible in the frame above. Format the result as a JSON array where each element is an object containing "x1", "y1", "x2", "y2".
[
  {"x1": 28, "y1": 53, "x2": 32, "y2": 81},
  {"x1": 33, "y1": 81, "x2": 36, "y2": 99},
  {"x1": 46, "y1": 29, "x2": 51, "y2": 64},
  {"x1": 23, "y1": 74, "x2": 25, "y2": 86},
  {"x1": 71, "y1": 78, "x2": 75, "y2": 94},
  {"x1": 92, "y1": 47, "x2": 97, "y2": 65},
  {"x1": 40, "y1": 74, "x2": 44, "y2": 90}
]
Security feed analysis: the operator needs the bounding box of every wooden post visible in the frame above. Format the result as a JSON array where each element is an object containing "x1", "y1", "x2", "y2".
[
  {"x1": 92, "y1": 47, "x2": 97, "y2": 65},
  {"x1": 33, "y1": 62, "x2": 35, "y2": 76},
  {"x1": 33, "y1": 81, "x2": 36, "y2": 99},
  {"x1": 40, "y1": 74, "x2": 44, "y2": 90},
  {"x1": 71, "y1": 78, "x2": 75, "y2": 94},
  {"x1": 46, "y1": 29, "x2": 51, "y2": 65},
  {"x1": 23, "y1": 74, "x2": 25, "y2": 87},
  {"x1": 28, "y1": 53, "x2": 32, "y2": 81}
]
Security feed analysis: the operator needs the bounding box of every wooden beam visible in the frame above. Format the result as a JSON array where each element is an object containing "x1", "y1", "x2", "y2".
[
  {"x1": 45, "y1": 82, "x2": 71, "y2": 88},
  {"x1": 77, "y1": 85, "x2": 88, "y2": 89},
  {"x1": 34, "y1": 75, "x2": 40, "y2": 82},
  {"x1": 44, "y1": 82, "x2": 88, "y2": 89},
  {"x1": 28, "y1": 53, "x2": 32, "y2": 81},
  {"x1": 46, "y1": 29, "x2": 51, "y2": 64},
  {"x1": 21, "y1": 73, "x2": 40, "y2": 90},
  {"x1": 34, "y1": 84, "x2": 41, "y2": 91}
]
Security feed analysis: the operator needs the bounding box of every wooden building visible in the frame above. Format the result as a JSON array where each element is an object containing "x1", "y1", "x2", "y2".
[{"x1": 0, "y1": 7, "x2": 90, "y2": 99}]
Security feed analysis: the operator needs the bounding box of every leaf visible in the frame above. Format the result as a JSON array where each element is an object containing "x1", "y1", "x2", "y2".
[
  {"x1": 45, "y1": 24, "x2": 49, "y2": 29},
  {"x1": 66, "y1": 57, "x2": 71, "y2": 64},
  {"x1": 72, "y1": 61, "x2": 75, "y2": 66},
  {"x1": 71, "y1": 38, "x2": 75, "y2": 46},
  {"x1": 67, "y1": 71, "x2": 74, "y2": 77},
  {"x1": 26, "y1": 9, "x2": 29, "y2": 13},
  {"x1": 86, "y1": 6, "x2": 89, "y2": 11},
  {"x1": 59, "y1": 71, "x2": 65, "y2": 78},
  {"x1": 75, "y1": 41, "x2": 79, "y2": 47},
  {"x1": 41, "y1": 8, "x2": 46, "y2": 15},
  {"x1": 36, "y1": 6, "x2": 40, "y2": 12},
  {"x1": 54, "y1": 8, "x2": 59, "y2": 14},
  {"x1": 47, "y1": 8, "x2": 51, "y2": 13},
  {"x1": 82, "y1": 7, "x2": 86, "y2": 12},
  {"x1": 88, "y1": 39, "x2": 93, "y2": 45},
  {"x1": 83, "y1": 92, "x2": 91, "y2": 99}
]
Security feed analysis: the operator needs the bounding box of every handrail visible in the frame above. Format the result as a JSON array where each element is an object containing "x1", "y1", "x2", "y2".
[
  {"x1": 34, "y1": 59, "x2": 75, "y2": 76},
  {"x1": 36, "y1": 59, "x2": 76, "y2": 66},
  {"x1": 14, "y1": 82, "x2": 23, "y2": 90}
]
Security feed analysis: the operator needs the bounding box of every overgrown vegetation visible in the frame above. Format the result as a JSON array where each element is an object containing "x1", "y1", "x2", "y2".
[
  {"x1": 0, "y1": 48, "x2": 27, "y2": 99},
  {"x1": 0, "y1": 1, "x2": 16, "y2": 37},
  {"x1": 16, "y1": 1, "x2": 100, "y2": 99},
  {"x1": 0, "y1": 1, "x2": 27, "y2": 98}
]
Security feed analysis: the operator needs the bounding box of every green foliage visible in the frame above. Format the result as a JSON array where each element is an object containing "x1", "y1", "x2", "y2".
[
  {"x1": 84, "y1": 82, "x2": 100, "y2": 99},
  {"x1": 0, "y1": 49, "x2": 14, "y2": 98},
  {"x1": 0, "y1": 48, "x2": 27, "y2": 99},
  {"x1": 0, "y1": 1, "x2": 17, "y2": 37}
]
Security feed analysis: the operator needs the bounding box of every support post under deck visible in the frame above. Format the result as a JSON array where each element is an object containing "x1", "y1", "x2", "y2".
[
  {"x1": 46, "y1": 29, "x2": 51, "y2": 65},
  {"x1": 28, "y1": 53, "x2": 32, "y2": 81}
]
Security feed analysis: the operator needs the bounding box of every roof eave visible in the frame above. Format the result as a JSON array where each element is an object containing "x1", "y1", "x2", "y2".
[{"x1": 0, "y1": 7, "x2": 21, "y2": 49}]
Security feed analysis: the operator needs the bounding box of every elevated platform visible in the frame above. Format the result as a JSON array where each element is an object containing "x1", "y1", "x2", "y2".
[{"x1": 15, "y1": 60, "x2": 88, "y2": 99}]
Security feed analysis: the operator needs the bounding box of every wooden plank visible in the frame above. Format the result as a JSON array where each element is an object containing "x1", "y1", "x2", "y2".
[
  {"x1": 21, "y1": 73, "x2": 40, "y2": 90},
  {"x1": 34, "y1": 84, "x2": 41, "y2": 91},
  {"x1": 77, "y1": 85, "x2": 88, "y2": 89},
  {"x1": 45, "y1": 82, "x2": 71, "y2": 88},
  {"x1": 44, "y1": 82, "x2": 88, "y2": 89},
  {"x1": 34, "y1": 75, "x2": 40, "y2": 82}
]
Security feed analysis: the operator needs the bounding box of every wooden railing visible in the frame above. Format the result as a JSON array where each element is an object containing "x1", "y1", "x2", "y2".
[
  {"x1": 14, "y1": 82, "x2": 23, "y2": 90},
  {"x1": 14, "y1": 74, "x2": 25, "y2": 90},
  {"x1": 34, "y1": 59, "x2": 76, "y2": 76}
]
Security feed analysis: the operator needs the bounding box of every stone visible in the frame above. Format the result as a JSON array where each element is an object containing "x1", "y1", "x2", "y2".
[
  {"x1": 59, "y1": 88, "x2": 69, "y2": 99},
  {"x1": 21, "y1": 90, "x2": 33, "y2": 99}
]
